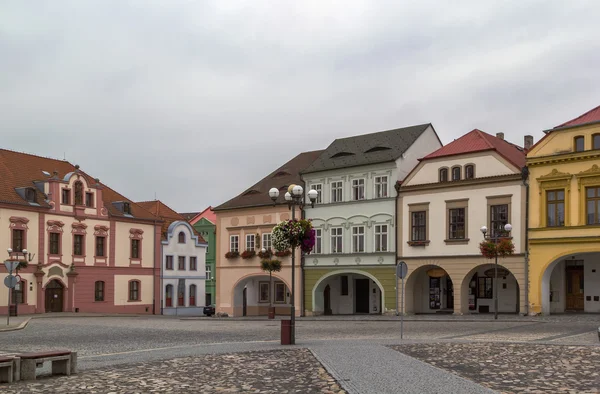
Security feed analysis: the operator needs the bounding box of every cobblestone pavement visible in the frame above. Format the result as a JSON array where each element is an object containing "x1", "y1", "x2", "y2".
[
  {"x1": 0, "y1": 349, "x2": 345, "y2": 394},
  {"x1": 392, "y1": 342, "x2": 600, "y2": 393}
]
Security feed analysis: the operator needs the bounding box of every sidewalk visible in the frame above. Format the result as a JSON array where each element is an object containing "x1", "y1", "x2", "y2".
[{"x1": 0, "y1": 317, "x2": 30, "y2": 332}]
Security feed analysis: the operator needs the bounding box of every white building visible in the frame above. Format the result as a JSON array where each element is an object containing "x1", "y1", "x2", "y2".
[
  {"x1": 302, "y1": 124, "x2": 443, "y2": 315},
  {"x1": 398, "y1": 129, "x2": 530, "y2": 315},
  {"x1": 137, "y1": 200, "x2": 208, "y2": 316}
]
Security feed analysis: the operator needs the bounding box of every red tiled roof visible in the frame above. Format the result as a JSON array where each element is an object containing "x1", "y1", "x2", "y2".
[
  {"x1": 137, "y1": 200, "x2": 206, "y2": 242},
  {"x1": 189, "y1": 206, "x2": 216, "y2": 225},
  {"x1": 554, "y1": 105, "x2": 600, "y2": 129},
  {"x1": 422, "y1": 129, "x2": 525, "y2": 169},
  {"x1": 0, "y1": 149, "x2": 159, "y2": 221}
]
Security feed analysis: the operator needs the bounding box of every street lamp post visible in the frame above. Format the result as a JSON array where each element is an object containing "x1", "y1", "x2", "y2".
[
  {"x1": 269, "y1": 185, "x2": 317, "y2": 345},
  {"x1": 480, "y1": 223, "x2": 512, "y2": 320}
]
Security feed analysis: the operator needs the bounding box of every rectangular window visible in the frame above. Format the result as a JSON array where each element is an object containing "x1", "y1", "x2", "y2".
[
  {"x1": 352, "y1": 226, "x2": 365, "y2": 252},
  {"x1": 275, "y1": 282, "x2": 286, "y2": 303},
  {"x1": 547, "y1": 190, "x2": 565, "y2": 227},
  {"x1": 129, "y1": 281, "x2": 139, "y2": 301},
  {"x1": 177, "y1": 279, "x2": 185, "y2": 306},
  {"x1": 178, "y1": 256, "x2": 186, "y2": 270},
  {"x1": 259, "y1": 282, "x2": 270, "y2": 303},
  {"x1": 95, "y1": 281, "x2": 104, "y2": 301},
  {"x1": 62, "y1": 189, "x2": 70, "y2": 204},
  {"x1": 262, "y1": 233, "x2": 272, "y2": 250},
  {"x1": 206, "y1": 265, "x2": 212, "y2": 280},
  {"x1": 131, "y1": 239, "x2": 140, "y2": 259},
  {"x1": 49, "y1": 233, "x2": 60, "y2": 255},
  {"x1": 96, "y1": 236, "x2": 105, "y2": 257},
  {"x1": 575, "y1": 136, "x2": 585, "y2": 152},
  {"x1": 490, "y1": 204, "x2": 509, "y2": 237},
  {"x1": 189, "y1": 284, "x2": 196, "y2": 306},
  {"x1": 310, "y1": 184, "x2": 322, "y2": 204},
  {"x1": 331, "y1": 181, "x2": 343, "y2": 203},
  {"x1": 166, "y1": 255, "x2": 174, "y2": 270},
  {"x1": 11, "y1": 282, "x2": 24, "y2": 304},
  {"x1": 374, "y1": 176, "x2": 388, "y2": 198},
  {"x1": 189, "y1": 256, "x2": 197, "y2": 270},
  {"x1": 331, "y1": 227, "x2": 343, "y2": 253},
  {"x1": 448, "y1": 208, "x2": 466, "y2": 239},
  {"x1": 313, "y1": 229, "x2": 322, "y2": 254},
  {"x1": 586, "y1": 187, "x2": 600, "y2": 225},
  {"x1": 85, "y1": 192, "x2": 94, "y2": 207},
  {"x1": 411, "y1": 211, "x2": 427, "y2": 241},
  {"x1": 245, "y1": 234, "x2": 255, "y2": 251},
  {"x1": 12, "y1": 229, "x2": 24, "y2": 252},
  {"x1": 341, "y1": 275, "x2": 348, "y2": 296},
  {"x1": 594, "y1": 134, "x2": 600, "y2": 150},
  {"x1": 230, "y1": 235, "x2": 239, "y2": 252},
  {"x1": 73, "y1": 234, "x2": 84, "y2": 256},
  {"x1": 374, "y1": 224, "x2": 388, "y2": 252},
  {"x1": 478, "y1": 277, "x2": 493, "y2": 299},
  {"x1": 352, "y1": 179, "x2": 365, "y2": 200}
]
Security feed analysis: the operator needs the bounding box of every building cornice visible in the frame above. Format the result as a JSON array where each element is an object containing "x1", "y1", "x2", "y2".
[
  {"x1": 527, "y1": 150, "x2": 600, "y2": 166},
  {"x1": 399, "y1": 174, "x2": 522, "y2": 193}
]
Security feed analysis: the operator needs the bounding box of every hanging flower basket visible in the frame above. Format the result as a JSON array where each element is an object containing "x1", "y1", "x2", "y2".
[
  {"x1": 479, "y1": 238, "x2": 515, "y2": 259},
  {"x1": 225, "y1": 251, "x2": 240, "y2": 259},
  {"x1": 274, "y1": 250, "x2": 292, "y2": 257},
  {"x1": 257, "y1": 249, "x2": 273, "y2": 259},
  {"x1": 272, "y1": 219, "x2": 315, "y2": 254},
  {"x1": 260, "y1": 259, "x2": 282, "y2": 273},
  {"x1": 241, "y1": 250, "x2": 256, "y2": 259}
]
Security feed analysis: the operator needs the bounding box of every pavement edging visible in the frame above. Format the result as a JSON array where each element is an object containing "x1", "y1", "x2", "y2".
[
  {"x1": 0, "y1": 317, "x2": 31, "y2": 332},
  {"x1": 309, "y1": 347, "x2": 358, "y2": 394}
]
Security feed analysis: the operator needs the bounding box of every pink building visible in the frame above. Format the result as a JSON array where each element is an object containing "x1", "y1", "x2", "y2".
[{"x1": 0, "y1": 149, "x2": 161, "y2": 315}]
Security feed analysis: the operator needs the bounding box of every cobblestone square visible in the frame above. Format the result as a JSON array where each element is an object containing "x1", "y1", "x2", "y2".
[
  {"x1": 0, "y1": 349, "x2": 345, "y2": 394},
  {"x1": 392, "y1": 342, "x2": 600, "y2": 393}
]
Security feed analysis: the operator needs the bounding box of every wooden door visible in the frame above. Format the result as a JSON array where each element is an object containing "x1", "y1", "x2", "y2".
[
  {"x1": 566, "y1": 268, "x2": 584, "y2": 311},
  {"x1": 45, "y1": 280, "x2": 64, "y2": 312},
  {"x1": 324, "y1": 285, "x2": 332, "y2": 315},
  {"x1": 355, "y1": 279, "x2": 370, "y2": 314}
]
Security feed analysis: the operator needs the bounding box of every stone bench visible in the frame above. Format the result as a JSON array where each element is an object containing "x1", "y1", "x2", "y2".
[
  {"x1": 0, "y1": 356, "x2": 17, "y2": 383},
  {"x1": 19, "y1": 350, "x2": 77, "y2": 381}
]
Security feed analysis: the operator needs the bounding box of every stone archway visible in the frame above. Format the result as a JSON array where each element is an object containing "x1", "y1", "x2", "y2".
[
  {"x1": 231, "y1": 274, "x2": 291, "y2": 317},
  {"x1": 404, "y1": 265, "x2": 455, "y2": 314},
  {"x1": 44, "y1": 279, "x2": 65, "y2": 313},
  {"x1": 312, "y1": 270, "x2": 384, "y2": 315},
  {"x1": 460, "y1": 263, "x2": 520, "y2": 315}
]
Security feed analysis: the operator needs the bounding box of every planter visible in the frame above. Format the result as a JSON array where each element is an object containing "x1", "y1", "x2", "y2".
[
  {"x1": 241, "y1": 250, "x2": 256, "y2": 259},
  {"x1": 225, "y1": 251, "x2": 240, "y2": 259}
]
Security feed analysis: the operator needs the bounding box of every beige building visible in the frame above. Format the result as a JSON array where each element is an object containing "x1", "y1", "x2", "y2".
[{"x1": 214, "y1": 151, "x2": 323, "y2": 317}]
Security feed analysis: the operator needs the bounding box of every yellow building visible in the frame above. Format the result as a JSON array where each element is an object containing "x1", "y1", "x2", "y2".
[{"x1": 527, "y1": 105, "x2": 600, "y2": 314}]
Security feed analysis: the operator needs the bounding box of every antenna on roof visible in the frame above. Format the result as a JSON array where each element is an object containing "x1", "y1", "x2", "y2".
[
  {"x1": 63, "y1": 152, "x2": 66, "y2": 160},
  {"x1": 154, "y1": 192, "x2": 157, "y2": 200}
]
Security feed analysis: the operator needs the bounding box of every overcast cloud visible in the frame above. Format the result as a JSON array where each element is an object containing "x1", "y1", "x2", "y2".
[{"x1": 1, "y1": 0, "x2": 599, "y2": 212}]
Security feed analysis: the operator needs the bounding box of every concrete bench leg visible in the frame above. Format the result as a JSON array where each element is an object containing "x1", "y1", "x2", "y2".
[
  {"x1": 0, "y1": 365, "x2": 13, "y2": 383},
  {"x1": 20, "y1": 359, "x2": 37, "y2": 381},
  {"x1": 70, "y1": 352, "x2": 78, "y2": 374},
  {"x1": 13, "y1": 358, "x2": 20, "y2": 382},
  {"x1": 52, "y1": 359, "x2": 71, "y2": 376}
]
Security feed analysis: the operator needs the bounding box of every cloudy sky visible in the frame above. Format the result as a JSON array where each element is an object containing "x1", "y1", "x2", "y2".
[{"x1": 1, "y1": 1, "x2": 599, "y2": 212}]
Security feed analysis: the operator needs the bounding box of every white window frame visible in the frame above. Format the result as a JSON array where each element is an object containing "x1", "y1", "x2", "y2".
[
  {"x1": 352, "y1": 226, "x2": 365, "y2": 253},
  {"x1": 313, "y1": 228, "x2": 322, "y2": 254},
  {"x1": 262, "y1": 233, "x2": 272, "y2": 250},
  {"x1": 310, "y1": 184, "x2": 323, "y2": 204},
  {"x1": 331, "y1": 227, "x2": 343, "y2": 253},
  {"x1": 352, "y1": 178, "x2": 365, "y2": 200},
  {"x1": 246, "y1": 234, "x2": 255, "y2": 251},
  {"x1": 230, "y1": 235, "x2": 239, "y2": 252},
  {"x1": 374, "y1": 176, "x2": 389, "y2": 198},
  {"x1": 374, "y1": 224, "x2": 388, "y2": 252},
  {"x1": 331, "y1": 181, "x2": 343, "y2": 203},
  {"x1": 206, "y1": 265, "x2": 212, "y2": 280}
]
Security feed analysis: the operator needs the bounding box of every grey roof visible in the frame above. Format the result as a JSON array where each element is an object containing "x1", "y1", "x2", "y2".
[{"x1": 301, "y1": 123, "x2": 432, "y2": 174}]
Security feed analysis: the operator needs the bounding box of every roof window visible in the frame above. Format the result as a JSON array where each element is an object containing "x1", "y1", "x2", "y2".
[
  {"x1": 365, "y1": 146, "x2": 391, "y2": 153},
  {"x1": 331, "y1": 152, "x2": 354, "y2": 159}
]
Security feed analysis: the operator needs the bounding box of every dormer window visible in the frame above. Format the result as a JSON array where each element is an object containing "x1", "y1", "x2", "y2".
[
  {"x1": 274, "y1": 171, "x2": 291, "y2": 177},
  {"x1": 244, "y1": 190, "x2": 260, "y2": 196},
  {"x1": 365, "y1": 146, "x2": 391, "y2": 153},
  {"x1": 123, "y1": 202, "x2": 131, "y2": 215},
  {"x1": 465, "y1": 165, "x2": 475, "y2": 179},
  {"x1": 74, "y1": 181, "x2": 84, "y2": 205},
  {"x1": 574, "y1": 136, "x2": 585, "y2": 152},
  {"x1": 331, "y1": 152, "x2": 354, "y2": 158},
  {"x1": 451, "y1": 166, "x2": 461, "y2": 181},
  {"x1": 25, "y1": 188, "x2": 36, "y2": 203},
  {"x1": 439, "y1": 168, "x2": 448, "y2": 182},
  {"x1": 62, "y1": 189, "x2": 71, "y2": 205},
  {"x1": 178, "y1": 231, "x2": 186, "y2": 243},
  {"x1": 85, "y1": 192, "x2": 94, "y2": 207}
]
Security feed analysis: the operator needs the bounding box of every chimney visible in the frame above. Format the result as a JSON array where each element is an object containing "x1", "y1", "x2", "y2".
[
  {"x1": 524, "y1": 135, "x2": 534, "y2": 150},
  {"x1": 496, "y1": 132, "x2": 505, "y2": 140}
]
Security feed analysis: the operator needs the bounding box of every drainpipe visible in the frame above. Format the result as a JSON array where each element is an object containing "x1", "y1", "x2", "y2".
[
  {"x1": 522, "y1": 166, "x2": 530, "y2": 316},
  {"x1": 394, "y1": 181, "x2": 400, "y2": 315}
]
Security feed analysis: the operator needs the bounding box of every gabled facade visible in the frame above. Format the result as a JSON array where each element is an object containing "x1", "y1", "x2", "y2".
[
  {"x1": 302, "y1": 124, "x2": 442, "y2": 315},
  {"x1": 137, "y1": 200, "x2": 208, "y2": 316},
  {"x1": 214, "y1": 150, "x2": 323, "y2": 317},
  {"x1": 398, "y1": 130, "x2": 529, "y2": 315},
  {"x1": 527, "y1": 105, "x2": 600, "y2": 314},
  {"x1": 188, "y1": 206, "x2": 217, "y2": 306},
  {"x1": 0, "y1": 149, "x2": 161, "y2": 315}
]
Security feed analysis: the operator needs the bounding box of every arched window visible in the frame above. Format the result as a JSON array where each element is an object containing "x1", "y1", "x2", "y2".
[
  {"x1": 165, "y1": 284, "x2": 173, "y2": 307},
  {"x1": 465, "y1": 165, "x2": 475, "y2": 179},
  {"x1": 128, "y1": 280, "x2": 140, "y2": 301},
  {"x1": 189, "y1": 284, "x2": 196, "y2": 306},
  {"x1": 574, "y1": 136, "x2": 585, "y2": 152},
  {"x1": 74, "y1": 181, "x2": 84, "y2": 205},
  {"x1": 593, "y1": 134, "x2": 600, "y2": 150},
  {"x1": 439, "y1": 168, "x2": 448, "y2": 182},
  {"x1": 178, "y1": 231, "x2": 186, "y2": 244},
  {"x1": 451, "y1": 166, "x2": 461, "y2": 181},
  {"x1": 95, "y1": 281, "x2": 105, "y2": 301}
]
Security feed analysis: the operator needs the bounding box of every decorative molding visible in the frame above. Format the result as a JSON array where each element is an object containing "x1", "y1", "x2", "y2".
[
  {"x1": 71, "y1": 222, "x2": 88, "y2": 230},
  {"x1": 377, "y1": 256, "x2": 384, "y2": 263},
  {"x1": 47, "y1": 266, "x2": 64, "y2": 278},
  {"x1": 246, "y1": 216, "x2": 255, "y2": 225},
  {"x1": 9, "y1": 216, "x2": 30, "y2": 229},
  {"x1": 537, "y1": 168, "x2": 572, "y2": 181},
  {"x1": 263, "y1": 215, "x2": 272, "y2": 224},
  {"x1": 355, "y1": 257, "x2": 361, "y2": 264},
  {"x1": 231, "y1": 217, "x2": 239, "y2": 226},
  {"x1": 280, "y1": 213, "x2": 290, "y2": 221},
  {"x1": 333, "y1": 258, "x2": 339, "y2": 265},
  {"x1": 312, "y1": 258, "x2": 319, "y2": 266},
  {"x1": 47, "y1": 220, "x2": 65, "y2": 232},
  {"x1": 94, "y1": 224, "x2": 110, "y2": 236},
  {"x1": 129, "y1": 228, "x2": 144, "y2": 236}
]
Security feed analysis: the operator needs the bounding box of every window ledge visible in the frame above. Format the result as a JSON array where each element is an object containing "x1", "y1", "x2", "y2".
[
  {"x1": 444, "y1": 238, "x2": 470, "y2": 244},
  {"x1": 407, "y1": 240, "x2": 430, "y2": 247},
  {"x1": 127, "y1": 299, "x2": 142, "y2": 303},
  {"x1": 94, "y1": 300, "x2": 107, "y2": 303}
]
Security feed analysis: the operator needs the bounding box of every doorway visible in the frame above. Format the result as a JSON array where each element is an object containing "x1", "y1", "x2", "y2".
[
  {"x1": 566, "y1": 266, "x2": 584, "y2": 311},
  {"x1": 242, "y1": 287, "x2": 247, "y2": 316},
  {"x1": 45, "y1": 280, "x2": 64, "y2": 312},
  {"x1": 324, "y1": 285, "x2": 332, "y2": 315},
  {"x1": 355, "y1": 279, "x2": 369, "y2": 313},
  {"x1": 446, "y1": 276, "x2": 454, "y2": 310}
]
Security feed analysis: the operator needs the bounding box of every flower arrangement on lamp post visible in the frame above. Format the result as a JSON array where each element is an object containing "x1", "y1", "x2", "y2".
[{"x1": 272, "y1": 219, "x2": 315, "y2": 254}]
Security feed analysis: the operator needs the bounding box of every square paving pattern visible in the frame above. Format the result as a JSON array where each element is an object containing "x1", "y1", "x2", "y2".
[
  {"x1": 392, "y1": 343, "x2": 600, "y2": 393},
  {"x1": 0, "y1": 349, "x2": 346, "y2": 393}
]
